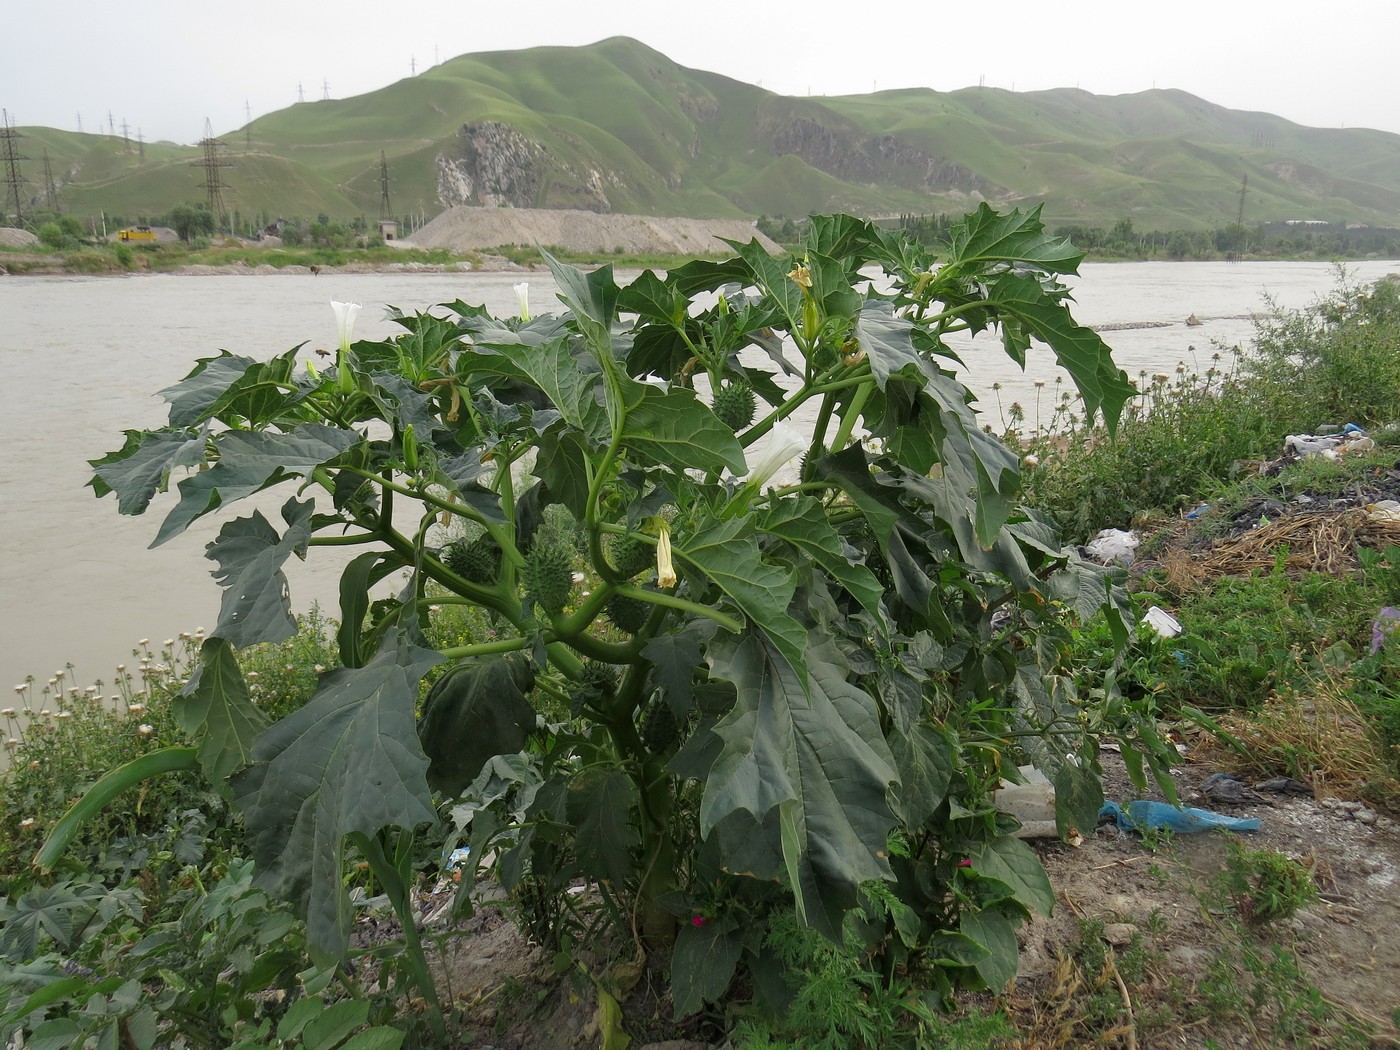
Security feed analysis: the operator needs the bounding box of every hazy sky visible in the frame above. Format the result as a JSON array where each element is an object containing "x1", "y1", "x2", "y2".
[{"x1": 6, "y1": 1, "x2": 1399, "y2": 143}]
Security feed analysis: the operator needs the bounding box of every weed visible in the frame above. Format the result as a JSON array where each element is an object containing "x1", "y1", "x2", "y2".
[{"x1": 1213, "y1": 840, "x2": 1318, "y2": 925}]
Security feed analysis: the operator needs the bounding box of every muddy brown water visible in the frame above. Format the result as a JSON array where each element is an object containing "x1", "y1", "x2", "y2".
[{"x1": 2, "y1": 261, "x2": 1398, "y2": 699}]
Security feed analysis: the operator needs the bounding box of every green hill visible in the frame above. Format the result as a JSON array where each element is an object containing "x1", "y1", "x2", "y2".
[{"x1": 11, "y1": 37, "x2": 1400, "y2": 230}]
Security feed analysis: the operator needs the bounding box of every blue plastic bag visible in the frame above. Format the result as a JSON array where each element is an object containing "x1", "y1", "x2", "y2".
[{"x1": 1100, "y1": 799, "x2": 1260, "y2": 834}]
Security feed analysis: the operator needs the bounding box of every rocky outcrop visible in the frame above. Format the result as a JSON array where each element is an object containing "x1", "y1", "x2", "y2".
[
  {"x1": 763, "y1": 117, "x2": 1003, "y2": 199},
  {"x1": 436, "y1": 122, "x2": 548, "y2": 209},
  {"x1": 435, "y1": 122, "x2": 624, "y2": 213}
]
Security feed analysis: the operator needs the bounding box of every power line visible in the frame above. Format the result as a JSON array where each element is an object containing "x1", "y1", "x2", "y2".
[
  {"x1": 193, "y1": 118, "x2": 232, "y2": 230},
  {"x1": 1, "y1": 110, "x2": 29, "y2": 225},
  {"x1": 42, "y1": 148, "x2": 59, "y2": 211}
]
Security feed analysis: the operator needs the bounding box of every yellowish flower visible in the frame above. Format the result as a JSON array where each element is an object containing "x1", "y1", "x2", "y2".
[
  {"x1": 656, "y1": 523, "x2": 677, "y2": 589},
  {"x1": 786, "y1": 265, "x2": 812, "y2": 289}
]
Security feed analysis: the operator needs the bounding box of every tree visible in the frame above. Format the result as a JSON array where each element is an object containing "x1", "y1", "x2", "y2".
[{"x1": 168, "y1": 204, "x2": 214, "y2": 242}]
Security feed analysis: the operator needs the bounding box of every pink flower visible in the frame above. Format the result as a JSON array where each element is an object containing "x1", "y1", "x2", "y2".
[
  {"x1": 691, "y1": 915, "x2": 707, "y2": 927},
  {"x1": 957, "y1": 858, "x2": 973, "y2": 868}
]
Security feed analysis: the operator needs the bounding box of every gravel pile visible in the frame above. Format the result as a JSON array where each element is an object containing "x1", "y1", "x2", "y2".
[
  {"x1": 407, "y1": 206, "x2": 779, "y2": 256},
  {"x1": 0, "y1": 227, "x2": 39, "y2": 248}
]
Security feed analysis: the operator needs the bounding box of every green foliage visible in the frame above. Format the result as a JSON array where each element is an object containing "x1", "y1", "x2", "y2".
[
  {"x1": 84, "y1": 207, "x2": 1168, "y2": 1029},
  {"x1": 1023, "y1": 274, "x2": 1400, "y2": 540},
  {"x1": 1214, "y1": 841, "x2": 1318, "y2": 925},
  {"x1": 0, "y1": 642, "x2": 218, "y2": 882}
]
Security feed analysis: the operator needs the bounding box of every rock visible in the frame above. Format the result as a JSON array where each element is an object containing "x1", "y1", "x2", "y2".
[
  {"x1": 1354, "y1": 809, "x2": 1378, "y2": 825},
  {"x1": 1101, "y1": 923, "x2": 1137, "y2": 947},
  {"x1": 1167, "y1": 945, "x2": 1210, "y2": 970}
]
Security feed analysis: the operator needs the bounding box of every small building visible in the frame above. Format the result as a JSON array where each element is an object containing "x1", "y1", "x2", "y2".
[{"x1": 377, "y1": 219, "x2": 398, "y2": 241}]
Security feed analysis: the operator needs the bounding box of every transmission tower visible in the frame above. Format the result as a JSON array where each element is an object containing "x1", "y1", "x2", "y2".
[
  {"x1": 42, "y1": 148, "x2": 59, "y2": 211},
  {"x1": 120, "y1": 118, "x2": 131, "y2": 151},
  {"x1": 107, "y1": 110, "x2": 115, "y2": 135},
  {"x1": 322, "y1": 79, "x2": 330, "y2": 101},
  {"x1": 137, "y1": 129, "x2": 145, "y2": 163},
  {"x1": 76, "y1": 112, "x2": 83, "y2": 133},
  {"x1": 1, "y1": 110, "x2": 29, "y2": 225},
  {"x1": 298, "y1": 81, "x2": 305, "y2": 103},
  {"x1": 193, "y1": 118, "x2": 232, "y2": 230},
  {"x1": 378, "y1": 151, "x2": 394, "y2": 219}
]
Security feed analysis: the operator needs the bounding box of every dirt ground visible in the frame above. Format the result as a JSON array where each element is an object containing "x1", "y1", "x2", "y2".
[
  {"x1": 1015, "y1": 751, "x2": 1400, "y2": 1048},
  {"x1": 388, "y1": 745, "x2": 1398, "y2": 1050}
]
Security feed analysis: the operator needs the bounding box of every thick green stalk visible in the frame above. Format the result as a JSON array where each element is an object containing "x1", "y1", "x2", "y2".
[{"x1": 350, "y1": 830, "x2": 445, "y2": 1042}]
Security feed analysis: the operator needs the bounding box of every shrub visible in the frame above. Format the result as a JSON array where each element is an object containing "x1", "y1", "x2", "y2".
[{"x1": 83, "y1": 208, "x2": 1175, "y2": 1033}]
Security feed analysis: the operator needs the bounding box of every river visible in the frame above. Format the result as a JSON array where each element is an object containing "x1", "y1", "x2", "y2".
[{"x1": 2, "y1": 260, "x2": 1397, "y2": 689}]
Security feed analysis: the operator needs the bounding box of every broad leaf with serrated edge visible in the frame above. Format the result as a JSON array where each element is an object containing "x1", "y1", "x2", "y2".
[
  {"x1": 676, "y1": 517, "x2": 805, "y2": 679},
  {"x1": 154, "y1": 425, "x2": 358, "y2": 546},
  {"x1": 179, "y1": 637, "x2": 269, "y2": 783},
  {"x1": 205, "y1": 497, "x2": 315, "y2": 648},
  {"x1": 704, "y1": 633, "x2": 897, "y2": 938},
  {"x1": 230, "y1": 630, "x2": 442, "y2": 957},
  {"x1": 946, "y1": 203, "x2": 1084, "y2": 275},
  {"x1": 622, "y1": 387, "x2": 746, "y2": 475},
  {"x1": 88, "y1": 426, "x2": 209, "y2": 515},
  {"x1": 566, "y1": 765, "x2": 639, "y2": 886},
  {"x1": 758, "y1": 497, "x2": 884, "y2": 617}
]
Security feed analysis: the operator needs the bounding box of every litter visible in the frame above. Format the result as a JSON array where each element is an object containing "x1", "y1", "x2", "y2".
[
  {"x1": 992, "y1": 765, "x2": 1058, "y2": 839},
  {"x1": 1085, "y1": 528, "x2": 1139, "y2": 566},
  {"x1": 1141, "y1": 605, "x2": 1183, "y2": 639},
  {"x1": 1186, "y1": 503, "x2": 1210, "y2": 520},
  {"x1": 1100, "y1": 799, "x2": 1261, "y2": 834}
]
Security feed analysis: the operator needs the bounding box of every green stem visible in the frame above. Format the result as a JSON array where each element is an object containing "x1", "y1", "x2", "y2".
[
  {"x1": 308, "y1": 532, "x2": 382, "y2": 546},
  {"x1": 611, "y1": 583, "x2": 743, "y2": 634},
  {"x1": 827, "y1": 378, "x2": 874, "y2": 454},
  {"x1": 439, "y1": 635, "x2": 533, "y2": 660},
  {"x1": 349, "y1": 830, "x2": 444, "y2": 1040}
]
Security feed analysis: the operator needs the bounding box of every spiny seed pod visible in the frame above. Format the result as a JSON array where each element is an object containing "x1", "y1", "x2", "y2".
[
  {"x1": 444, "y1": 535, "x2": 501, "y2": 585},
  {"x1": 523, "y1": 537, "x2": 575, "y2": 615},
  {"x1": 639, "y1": 695, "x2": 681, "y2": 753},
  {"x1": 580, "y1": 660, "x2": 619, "y2": 696},
  {"x1": 712, "y1": 379, "x2": 756, "y2": 431},
  {"x1": 604, "y1": 531, "x2": 653, "y2": 579},
  {"x1": 606, "y1": 592, "x2": 650, "y2": 634}
]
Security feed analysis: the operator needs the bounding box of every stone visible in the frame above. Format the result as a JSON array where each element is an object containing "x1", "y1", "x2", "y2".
[{"x1": 1101, "y1": 922, "x2": 1137, "y2": 947}]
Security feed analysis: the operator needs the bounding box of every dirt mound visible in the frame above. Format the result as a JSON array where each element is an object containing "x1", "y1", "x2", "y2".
[{"x1": 407, "y1": 207, "x2": 780, "y2": 257}]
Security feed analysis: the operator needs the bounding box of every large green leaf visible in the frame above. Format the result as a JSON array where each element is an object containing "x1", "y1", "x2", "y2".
[
  {"x1": 758, "y1": 497, "x2": 885, "y2": 617},
  {"x1": 676, "y1": 517, "x2": 805, "y2": 678},
  {"x1": 205, "y1": 497, "x2": 315, "y2": 648},
  {"x1": 88, "y1": 426, "x2": 209, "y2": 515},
  {"x1": 990, "y1": 288, "x2": 1133, "y2": 431},
  {"x1": 704, "y1": 634, "x2": 897, "y2": 938},
  {"x1": 889, "y1": 723, "x2": 955, "y2": 828},
  {"x1": 417, "y1": 656, "x2": 537, "y2": 798},
  {"x1": 670, "y1": 916, "x2": 742, "y2": 1017},
  {"x1": 959, "y1": 905, "x2": 1021, "y2": 990},
  {"x1": 544, "y1": 254, "x2": 620, "y2": 352},
  {"x1": 566, "y1": 765, "x2": 640, "y2": 886},
  {"x1": 179, "y1": 638, "x2": 270, "y2": 782},
  {"x1": 622, "y1": 387, "x2": 746, "y2": 475},
  {"x1": 461, "y1": 338, "x2": 609, "y2": 441},
  {"x1": 154, "y1": 425, "x2": 358, "y2": 546},
  {"x1": 230, "y1": 631, "x2": 442, "y2": 957},
  {"x1": 945, "y1": 203, "x2": 1084, "y2": 275},
  {"x1": 970, "y1": 835, "x2": 1055, "y2": 917},
  {"x1": 159, "y1": 352, "x2": 259, "y2": 427},
  {"x1": 616, "y1": 268, "x2": 687, "y2": 326}
]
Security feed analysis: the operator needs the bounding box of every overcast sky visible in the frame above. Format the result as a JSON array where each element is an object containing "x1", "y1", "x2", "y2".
[{"x1": 6, "y1": 1, "x2": 1398, "y2": 144}]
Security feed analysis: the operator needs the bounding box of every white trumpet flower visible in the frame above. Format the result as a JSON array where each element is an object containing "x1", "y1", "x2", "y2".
[
  {"x1": 330, "y1": 300, "x2": 361, "y2": 351},
  {"x1": 513, "y1": 282, "x2": 530, "y2": 321},
  {"x1": 746, "y1": 422, "x2": 806, "y2": 489}
]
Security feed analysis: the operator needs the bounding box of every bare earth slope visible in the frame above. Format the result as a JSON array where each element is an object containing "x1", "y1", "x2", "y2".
[{"x1": 404, "y1": 206, "x2": 780, "y2": 256}]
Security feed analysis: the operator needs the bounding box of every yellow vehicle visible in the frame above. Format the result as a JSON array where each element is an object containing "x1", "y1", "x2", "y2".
[{"x1": 117, "y1": 226, "x2": 157, "y2": 242}]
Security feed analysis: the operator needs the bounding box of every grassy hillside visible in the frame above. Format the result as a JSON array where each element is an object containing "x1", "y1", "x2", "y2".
[{"x1": 11, "y1": 37, "x2": 1400, "y2": 230}]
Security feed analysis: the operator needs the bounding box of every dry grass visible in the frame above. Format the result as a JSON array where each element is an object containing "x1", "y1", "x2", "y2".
[{"x1": 1201, "y1": 668, "x2": 1400, "y2": 804}]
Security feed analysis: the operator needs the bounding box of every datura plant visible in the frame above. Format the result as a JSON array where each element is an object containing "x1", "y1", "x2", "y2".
[{"x1": 80, "y1": 207, "x2": 1174, "y2": 1017}]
